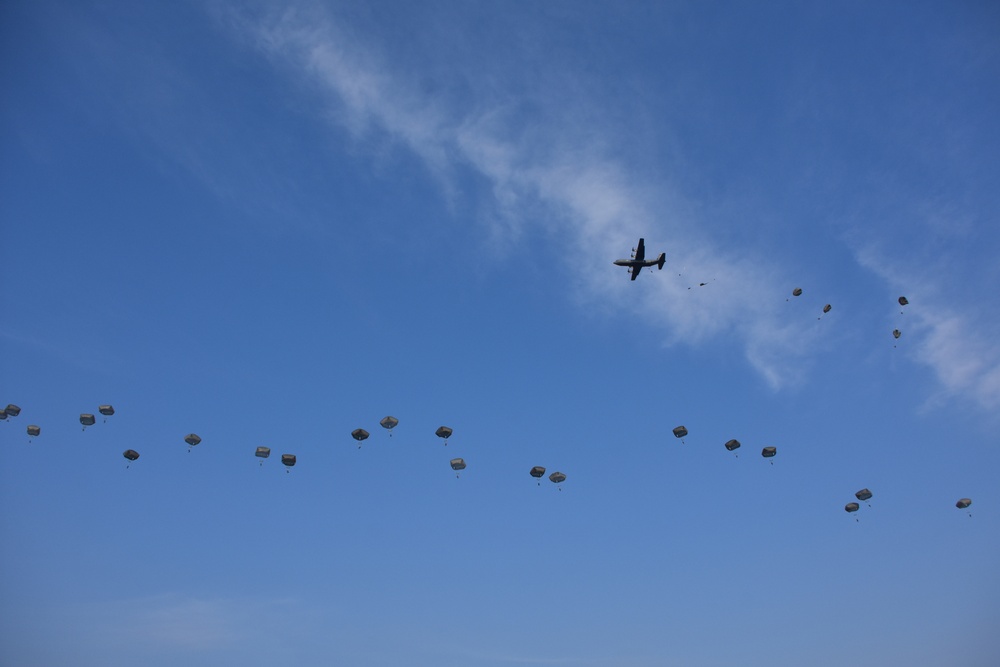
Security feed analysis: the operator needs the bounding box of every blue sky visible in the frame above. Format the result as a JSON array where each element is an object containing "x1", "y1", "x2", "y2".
[{"x1": 2, "y1": 1, "x2": 999, "y2": 665}]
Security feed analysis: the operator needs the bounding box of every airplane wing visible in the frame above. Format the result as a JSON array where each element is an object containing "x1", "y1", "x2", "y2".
[
  {"x1": 634, "y1": 238, "x2": 646, "y2": 262},
  {"x1": 630, "y1": 264, "x2": 641, "y2": 280}
]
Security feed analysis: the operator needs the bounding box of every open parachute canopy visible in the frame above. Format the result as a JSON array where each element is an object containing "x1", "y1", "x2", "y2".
[
  {"x1": 123, "y1": 449, "x2": 139, "y2": 461},
  {"x1": 898, "y1": 296, "x2": 909, "y2": 306},
  {"x1": 255, "y1": 446, "x2": 271, "y2": 459},
  {"x1": 855, "y1": 488, "x2": 873, "y2": 502},
  {"x1": 281, "y1": 454, "x2": 296, "y2": 467},
  {"x1": 380, "y1": 416, "x2": 399, "y2": 431},
  {"x1": 80, "y1": 414, "x2": 96, "y2": 427},
  {"x1": 673, "y1": 426, "x2": 688, "y2": 439},
  {"x1": 845, "y1": 502, "x2": 860, "y2": 513},
  {"x1": 351, "y1": 428, "x2": 369, "y2": 442},
  {"x1": 435, "y1": 426, "x2": 453, "y2": 441},
  {"x1": 450, "y1": 458, "x2": 466, "y2": 471},
  {"x1": 99, "y1": 405, "x2": 115, "y2": 416},
  {"x1": 792, "y1": 288, "x2": 802, "y2": 297},
  {"x1": 6, "y1": 404, "x2": 21, "y2": 417},
  {"x1": 724, "y1": 439, "x2": 741, "y2": 451},
  {"x1": 761, "y1": 446, "x2": 777, "y2": 458},
  {"x1": 184, "y1": 433, "x2": 202, "y2": 447},
  {"x1": 956, "y1": 498, "x2": 972, "y2": 509},
  {"x1": 549, "y1": 471, "x2": 567, "y2": 484}
]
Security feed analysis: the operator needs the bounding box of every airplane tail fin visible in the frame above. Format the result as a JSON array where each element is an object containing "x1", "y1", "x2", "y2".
[{"x1": 656, "y1": 253, "x2": 666, "y2": 270}]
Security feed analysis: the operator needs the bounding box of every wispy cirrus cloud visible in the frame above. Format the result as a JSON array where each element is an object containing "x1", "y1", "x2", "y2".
[
  {"x1": 855, "y1": 244, "x2": 1000, "y2": 411},
  {"x1": 215, "y1": 1, "x2": 813, "y2": 388}
]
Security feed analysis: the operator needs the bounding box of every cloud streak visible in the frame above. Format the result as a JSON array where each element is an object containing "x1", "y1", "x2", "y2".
[
  {"x1": 216, "y1": 2, "x2": 817, "y2": 390},
  {"x1": 855, "y1": 244, "x2": 1000, "y2": 411},
  {"x1": 219, "y1": 0, "x2": 1000, "y2": 408}
]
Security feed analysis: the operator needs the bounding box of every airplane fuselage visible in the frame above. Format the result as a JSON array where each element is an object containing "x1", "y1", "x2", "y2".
[{"x1": 613, "y1": 258, "x2": 660, "y2": 269}]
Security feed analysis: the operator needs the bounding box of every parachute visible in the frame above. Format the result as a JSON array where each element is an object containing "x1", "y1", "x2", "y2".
[
  {"x1": 529, "y1": 466, "x2": 546, "y2": 485},
  {"x1": 724, "y1": 439, "x2": 741, "y2": 457},
  {"x1": 549, "y1": 471, "x2": 567, "y2": 490},
  {"x1": 855, "y1": 488, "x2": 873, "y2": 502},
  {"x1": 673, "y1": 425, "x2": 688, "y2": 443},
  {"x1": 5, "y1": 404, "x2": 21, "y2": 417},
  {"x1": 123, "y1": 449, "x2": 139, "y2": 469},
  {"x1": 819, "y1": 304, "x2": 831, "y2": 319},
  {"x1": 761, "y1": 446, "x2": 776, "y2": 464},
  {"x1": 435, "y1": 426, "x2": 453, "y2": 444},
  {"x1": 184, "y1": 433, "x2": 201, "y2": 451},
  {"x1": 80, "y1": 413, "x2": 96, "y2": 430},
  {"x1": 956, "y1": 498, "x2": 972, "y2": 516},
  {"x1": 898, "y1": 296, "x2": 908, "y2": 314},
  {"x1": 281, "y1": 454, "x2": 296, "y2": 472},
  {"x1": 450, "y1": 458, "x2": 466, "y2": 477},
  {"x1": 99, "y1": 405, "x2": 114, "y2": 422},
  {"x1": 893, "y1": 329, "x2": 901, "y2": 339},
  {"x1": 255, "y1": 446, "x2": 271, "y2": 466},
  {"x1": 27, "y1": 425, "x2": 40, "y2": 442},
  {"x1": 845, "y1": 502, "x2": 860, "y2": 521},
  {"x1": 380, "y1": 416, "x2": 399, "y2": 436},
  {"x1": 792, "y1": 288, "x2": 802, "y2": 297},
  {"x1": 351, "y1": 428, "x2": 369, "y2": 448}
]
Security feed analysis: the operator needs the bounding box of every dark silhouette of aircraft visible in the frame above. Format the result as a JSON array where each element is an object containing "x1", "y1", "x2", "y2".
[{"x1": 614, "y1": 237, "x2": 665, "y2": 280}]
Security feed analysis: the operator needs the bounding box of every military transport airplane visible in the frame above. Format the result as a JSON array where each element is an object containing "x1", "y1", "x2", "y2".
[{"x1": 614, "y1": 238, "x2": 665, "y2": 280}]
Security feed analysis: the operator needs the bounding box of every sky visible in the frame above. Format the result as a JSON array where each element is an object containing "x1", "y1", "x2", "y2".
[{"x1": 2, "y1": 1, "x2": 999, "y2": 665}]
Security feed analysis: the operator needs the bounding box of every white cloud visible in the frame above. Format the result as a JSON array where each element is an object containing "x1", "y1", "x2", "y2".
[
  {"x1": 855, "y1": 244, "x2": 1000, "y2": 411},
  {"x1": 214, "y1": 2, "x2": 906, "y2": 391}
]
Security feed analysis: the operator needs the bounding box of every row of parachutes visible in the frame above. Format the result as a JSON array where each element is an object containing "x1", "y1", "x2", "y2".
[
  {"x1": 3, "y1": 404, "x2": 975, "y2": 510},
  {"x1": 1, "y1": 405, "x2": 569, "y2": 487},
  {"x1": 787, "y1": 290, "x2": 907, "y2": 342}
]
